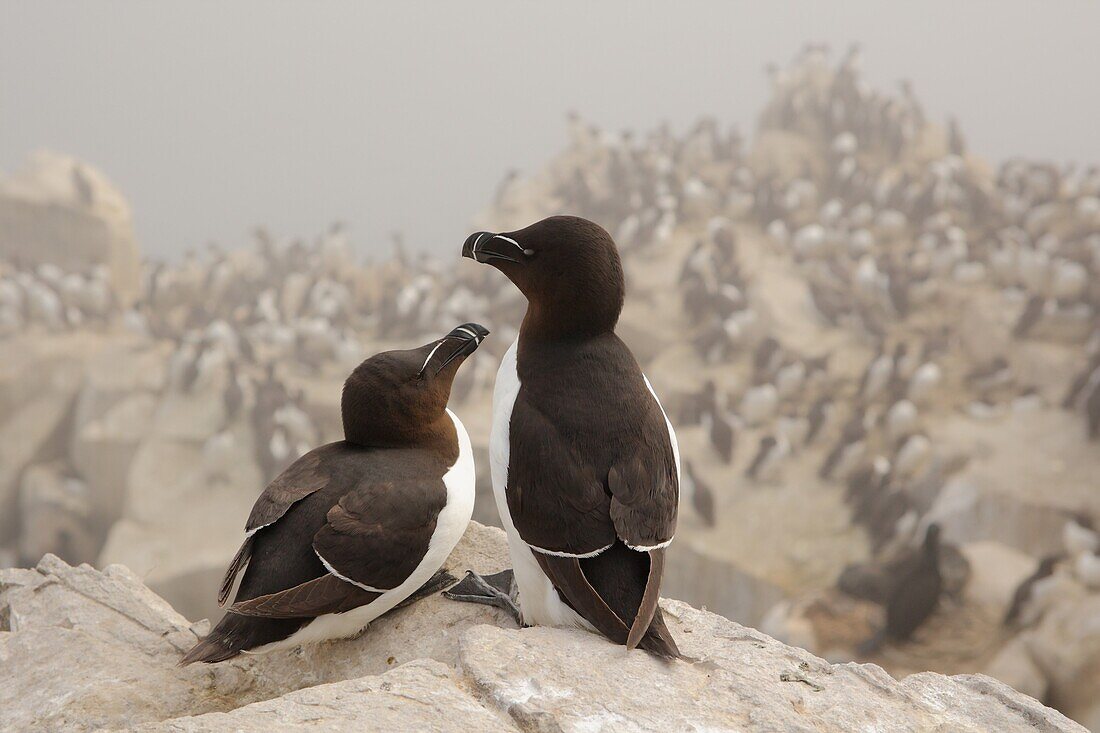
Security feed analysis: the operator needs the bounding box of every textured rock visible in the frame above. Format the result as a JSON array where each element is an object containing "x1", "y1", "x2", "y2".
[
  {"x1": 663, "y1": 540, "x2": 785, "y2": 626},
  {"x1": 0, "y1": 150, "x2": 141, "y2": 304},
  {"x1": 127, "y1": 660, "x2": 520, "y2": 733},
  {"x1": 71, "y1": 392, "x2": 158, "y2": 529},
  {"x1": 459, "y1": 602, "x2": 1083, "y2": 733},
  {"x1": 0, "y1": 523, "x2": 511, "y2": 732},
  {"x1": 97, "y1": 410, "x2": 263, "y2": 621},
  {"x1": 1017, "y1": 591, "x2": 1100, "y2": 726},
  {"x1": 0, "y1": 523, "x2": 1084, "y2": 733},
  {"x1": 71, "y1": 339, "x2": 166, "y2": 429},
  {"x1": 0, "y1": 357, "x2": 82, "y2": 540},
  {"x1": 17, "y1": 462, "x2": 96, "y2": 564}
]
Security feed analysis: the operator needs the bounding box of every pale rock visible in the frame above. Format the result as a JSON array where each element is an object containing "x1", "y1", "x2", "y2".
[
  {"x1": 0, "y1": 368, "x2": 82, "y2": 540},
  {"x1": 128, "y1": 660, "x2": 521, "y2": 733},
  {"x1": 1021, "y1": 593, "x2": 1100, "y2": 725},
  {"x1": 150, "y1": 388, "x2": 227, "y2": 443},
  {"x1": 959, "y1": 541, "x2": 1036, "y2": 611},
  {"x1": 99, "y1": 446, "x2": 260, "y2": 623},
  {"x1": 458, "y1": 600, "x2": 1082, "y2": 733},
  {"x1": 985, "y1": 637, "x2": 1049, "y2": 703},
  {"x1": 17, "y1": 462, "x2": 97, "y2": 565},
  {"x1": 71, "y1": 392, "x2": 158, "y2": 528},
  {"x1": 663, "y1": 541, "x2": 785, "y2": 626},
  {"x1": 0, "y1": 150, "x2": 141, "y2": 304},
  {"x1": 3, "y1": 523, "x2": 1084, "y2": 732},
  {"x1": 1, "y1": 524, "x2": 512, "y2": 732},
  {"x1": 71, "y1": 339, "x2": 167, "y2": 429}
]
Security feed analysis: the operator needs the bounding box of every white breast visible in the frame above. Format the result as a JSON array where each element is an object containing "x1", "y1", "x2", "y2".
[{"x1": 250, "y1": 409, "x2": 476, "y2": 654}]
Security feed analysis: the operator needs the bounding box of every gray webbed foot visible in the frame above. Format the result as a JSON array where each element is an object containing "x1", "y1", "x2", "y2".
[{"x1": 442, "y1": 569, "x2": 523, "y2": 626}]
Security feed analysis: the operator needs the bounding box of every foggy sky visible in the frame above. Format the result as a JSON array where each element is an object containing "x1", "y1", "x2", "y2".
[{"x1": 2, "y1": 2, "x2": 1098, "y2": 260}]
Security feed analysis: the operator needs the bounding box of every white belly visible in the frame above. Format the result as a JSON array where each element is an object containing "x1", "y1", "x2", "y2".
[{"x1": 250, "y1": 408, "x2": 476, "y2": 653}]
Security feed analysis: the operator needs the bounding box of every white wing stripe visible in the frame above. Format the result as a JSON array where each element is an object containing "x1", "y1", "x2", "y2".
[
  {"x1": 314, "y1": 549, "x2": 390, "y2": 593},
  {"x1": 627, "y1": 537, "x2": 674, "y2": 552},
  {"x1": 528, "y1": 541, "x2": 614, "y2": 559}
]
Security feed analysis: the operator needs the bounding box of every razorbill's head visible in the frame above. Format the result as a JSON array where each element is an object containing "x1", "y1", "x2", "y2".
[
  {"x1": 341, "y1": 322, "x2": 489, "y2": 446},
  {"x1": 462, "y1": 215, "x2": 625, "y2": 336}
]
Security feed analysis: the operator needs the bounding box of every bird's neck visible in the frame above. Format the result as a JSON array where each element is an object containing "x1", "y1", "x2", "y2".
[
  {"x1": 520, "y1": 290, "x2": 621, "y2": 341},
  {"x1": 343, "y1": 412, "x2": 456, "y2": 458}
]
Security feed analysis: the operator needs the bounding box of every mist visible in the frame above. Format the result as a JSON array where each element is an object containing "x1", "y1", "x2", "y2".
[{"x1": 3, "y1": 2, "x2": 1098, "y2": 259}]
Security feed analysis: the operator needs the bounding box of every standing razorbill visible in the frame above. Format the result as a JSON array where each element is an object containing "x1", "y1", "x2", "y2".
[
  {"x1": 453, "y1": 215, "x2": 680, "y2": 658},
  {"x1": 180, "y1": 323, "x2": 489, "y2": 664}
]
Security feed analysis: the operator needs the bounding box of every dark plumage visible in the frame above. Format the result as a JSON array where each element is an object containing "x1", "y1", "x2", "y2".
[
  {"x1": 1062, "y1": 361, "x2": 1099, "y2": 409},
  {"x1": 705, "y1": 406, "x2": 736, "y2": 464},
  {"x1": 1004, "y1": 555, "x2": 1060, "y2": 627},
  {"x1": 745, "y1": 435, "x2": 777, "y2": 480},
  {"x1": 223, "y1": 362, "x2": 244, "y2": 424},
  {"x1": 1012, "y1": 295, "x2": 1045, "y2": 338},
  {"x1": 1086, "y1": 381, "x2": 1100, "y2": 440},
  {"x1": 864, "y1": 524, "x2": 943, "y2": 651},
  {"x1": 819, "y1": 409, "x2": 866, "y2": 480},
  {"x1": 462, "y1": 216, "x2": 680, "y2": 658},
  {"x1": 683, "y1": 460, "x2": 716, "y2": 527},
  {"x1": 181, "y1": 323, "x2": 487, "y2": 664},
  {"x1": 805, "y1": 396, "x2": 832, "y2": 445}
]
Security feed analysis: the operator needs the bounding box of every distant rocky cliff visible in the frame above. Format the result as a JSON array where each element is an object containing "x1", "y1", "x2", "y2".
[
  {"x1": 0, "y1": 522, "x2": 1084, "y2": 733},
  {"x1": 0, "y1": 150, "x2": 141, "y2": 305}
]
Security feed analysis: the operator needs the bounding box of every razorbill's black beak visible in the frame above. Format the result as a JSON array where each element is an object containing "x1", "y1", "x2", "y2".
[
  {"x1": 419, "y1": 322, "x2": 490, "y2": 377},
  {"x1": 462, "y1": 231, "x2": 531, "y2": 265}
]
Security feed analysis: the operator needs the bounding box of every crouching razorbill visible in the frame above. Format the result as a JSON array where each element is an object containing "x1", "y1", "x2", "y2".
[
  {"x1": 448, "y1": 215, "x2": 681, "y2": 658},
  {"x1": 181, "y1": 323, "x2": 489, "y2": 664}
]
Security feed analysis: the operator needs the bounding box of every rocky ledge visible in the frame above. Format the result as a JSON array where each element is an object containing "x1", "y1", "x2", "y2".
[{"x1": 0, "y1": 523, "x2": 1084, "y2": 733}]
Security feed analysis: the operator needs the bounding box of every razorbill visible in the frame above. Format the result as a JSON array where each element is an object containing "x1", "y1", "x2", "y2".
[
  {"x1": 1004, "y1": 555, "x2": 1062, "y2": 628},
  {"x1": 180, "y1": 323, "x2": 489, "y2": 664},
  {"x1": 745, "y1": 434, "x2": 790, "y2": 482},
  {"x1": 454, "y1": 216, "x2": 681, "y2": 658},
  {"x1": 701, "y1": 403, "x2": 736, "y2": 464},
  {"x1": 860, "y1": 524, "x2": 943, "y2": 653},
  {"x1": 682, "y1": 459, "x2": 717, "y2": 527}
]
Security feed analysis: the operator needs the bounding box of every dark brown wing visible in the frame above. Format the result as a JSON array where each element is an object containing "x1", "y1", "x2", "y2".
[
  {"x1": 218, "y1": 536, "x2": 254, "y2": 607},
  {"x1": 533, "y1": 553, "x2": 630, "y2": 643},
  {"x1": 505, "y1": 396, "x2": 616, "y2": 555},
  {"x1": 506, "y1": 336, "x2": 679, "y2": 656},
  {"x1": 244, "y1": 446, "x2": 332, "y2": 534},
  {"x1": 607, "y1": 447, "x2": 678, "y2": 551},
  {"x1": 534, "y1": 545, "x2": 679, "y2": 658},
  {"x1": 215, "y1": 445, "x2": 335, "y2": 603},
  {"x1": 607, "y1": 444, "x2": 677, "y2": 650},
  {"x1": 225, "y1": 478, "x2": 448, "y2": 619},
  {"x1": 229, "y1": 573, "x2": 380, "y2": 618},
  {"x1": 312, "y1": 478, "x2": 449, "y2": 591}
]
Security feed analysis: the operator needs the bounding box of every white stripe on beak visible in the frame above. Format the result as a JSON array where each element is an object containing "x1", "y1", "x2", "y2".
[{"x1": 419, "y1": 341, "x2": 446, "y2": 375}]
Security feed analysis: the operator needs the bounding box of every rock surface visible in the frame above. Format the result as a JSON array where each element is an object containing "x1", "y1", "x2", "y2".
[
  {"x1": 0, "y1": 150, "x2": 141, "y2": 304},
  {"x1": 0, "y1": 523, "x2": 1083, "y2": 733},
  {"x1": 130, "y1": 661, "x2": 520, "y2": 733}
]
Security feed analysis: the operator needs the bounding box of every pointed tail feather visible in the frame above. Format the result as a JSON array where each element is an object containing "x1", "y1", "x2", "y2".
[
  {"x1": 179, "y1": 612, "x2": 306, "y2": 665},
  {"x1": 638, "y1": 606, "x2": 682, "y2": 660},
  {"x1": 179, "y1": 634, "x2": 241, "y2": 666},
  {"x1": 627, "y1": 548, "x2": 665, "y2": 650},
  {"x1": 218, "y1": 537, "x2": 254, "y2": 607}
]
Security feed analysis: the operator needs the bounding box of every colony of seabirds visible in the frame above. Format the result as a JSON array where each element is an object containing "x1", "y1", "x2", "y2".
[{"x1": 1, "y1": 44, "x2": 1099, "y2": 686}]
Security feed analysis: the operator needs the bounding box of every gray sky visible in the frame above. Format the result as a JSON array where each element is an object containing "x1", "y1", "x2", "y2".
[{"x1": 2, "y1": 2, "x2": 1098, "y2": 260}]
